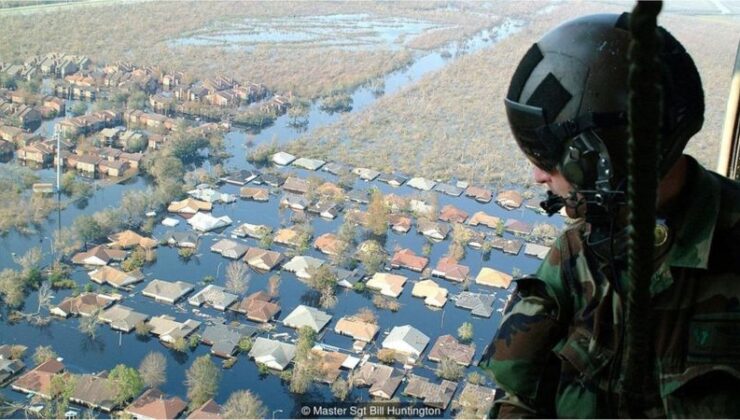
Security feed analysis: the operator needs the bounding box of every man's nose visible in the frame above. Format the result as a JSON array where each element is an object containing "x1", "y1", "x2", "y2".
[{"x1": 533, "y1": 166, "x2": 551, "y2": 184}]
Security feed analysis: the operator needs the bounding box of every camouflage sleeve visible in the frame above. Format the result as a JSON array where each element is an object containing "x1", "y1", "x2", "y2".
[{"x1": 481, "y1": 240, "x2": 572, "y2": 418}]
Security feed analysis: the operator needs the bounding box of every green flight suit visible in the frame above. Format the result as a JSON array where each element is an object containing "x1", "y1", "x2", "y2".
[{"x1": 481, "y1": 156, "x2": 740, "y2": 418}]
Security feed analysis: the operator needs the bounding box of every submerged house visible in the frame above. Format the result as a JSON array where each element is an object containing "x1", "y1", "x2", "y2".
[
  {"x1": 51, "y1": 293, "x2": 118, "y2": 318},
  {"x1": 88, "y1": 265, "x2": 144, "y2": 289},
  {"x1": 231, "y1": 291, "x2": 281, "y2": 323},
  {"x1": 233, "y1": 223, "x2": 271, "y2": 239},
  {"x1": 70, "y1": 372, "x2": 118, "y2": 412},
  {"x1": 439, "y1": 204, "x2": 468, "y2": 224},
  {"x1": 496, "y1": 190, "x2": 523, "y2": 210},
  {"x1": 125, "y1": 388, "x2": 187, "y2": 420},
  {"x1": 147, "y1": 315, "x2": 201, "y2": 344},
  {"x1": 108, "y1": 230, "x2": 158, "y2": 250},
  {"x1": 354, "y1": 362, "x2": 403, "y2": 399},
  {"x1": 161, "y1": 231, "x2": 199, "y2": 248},
  {"x1": 467, "y1": 211, "x2": 501, "y2": 230},
  {"x1": 403, "y1": 374, "x2": 457, "y2": 410},
  {"x1": 248, "y1": 338, "x2": 296, "y2": 371},
  {"x1": 100, "y1": 304, "x2": 149, "y2": 332},
  {"x1": 240, "y1": 186, "x2": 269, "y2": 202},
  {"x1": 382, "y1": 325, "x2": 430, "y2": 361},
  {"x1": 407, "y1": 177, "x2": 436, "y2": 191},
  {"x1": 411, "y1": 279, "x2": 448, "y2": 308},
  {"x1": 390, "y1": 248, "x2": 428, "y2": 272},
  {"x1": 427, "y1": 335, "x2": 475, "y2": 366},
  {"x1": 292, "y1": 157, "x2": 325, "y2": 171},
  {"x1": 187, "y1": 212, "x2": 232, "y2": 232},
  {"x1": 201, "y1": 323, "x2": 258, "y2": 358},
  {"x1": 475, "y1": 267, "x2": 513, "y2": 289},
  {"x1": 282, "y1": 255, "x2": 324, "y2": 281},
  {"x1": 243, "y1": 247, "x2": 283, "y2": 271},
  {"x1": 416, "y1": 220, "x2": 451, "y2": 241},
  {"x1": 366, "y1": 272, "x2": 407, "y2": 298},
  {"x1": 210, "y1": 239, "x2": 249, "y2": 259},
  {"x1": 142, "y1": 279, "x2": 194, "y2": 304},
  {"x1": 464, "y1": 185, "x2": 493, "y2": 203},
  {"x1": 188, "y1": 285, "x2": 238, "y2": 311},
  {"x1": 281, "y1": 304, "x2": 332, "y2": 333},
  {"x1": 71, "y1": 245, "x2": 127, "y2": 266},
  {"x1": 167, "y1": 197, "x2": 212, "y2": 215},
  {"x1": 334, "y1": 316, "x2": 379, "y2": 343},
  {"x1": 455, "y1": 292, "x2": 495, "y2": 318},
  {"x1": 271, "y1": 151, "x2": 296, "y2": 166},
  {"x1": 432, "y1": 257, "x2": 470, "y2": 283},
  {"x1": 11, "y1": 359, "x2": 65, "y2": 399}
]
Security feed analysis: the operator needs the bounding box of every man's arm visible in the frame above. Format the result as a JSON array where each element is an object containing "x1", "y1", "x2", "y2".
[{"x1": 481, "y1": 263, "x2": 570, "y2": 418}]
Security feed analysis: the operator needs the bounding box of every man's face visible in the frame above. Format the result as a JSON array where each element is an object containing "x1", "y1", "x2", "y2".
[{"x1": 532, "y1": 165, "x2": 581, "y2": 218}]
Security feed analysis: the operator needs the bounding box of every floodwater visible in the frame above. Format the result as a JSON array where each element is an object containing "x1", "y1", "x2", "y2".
[{"x1": 0, "y1": 16, "x2": 551, "y2": 418}]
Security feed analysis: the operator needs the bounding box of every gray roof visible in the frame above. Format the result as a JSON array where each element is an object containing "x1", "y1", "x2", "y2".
[
  {"x1": 163, "y1": 231, "x2": 199, "y2": 247},
  {"x1": 210, "y1": 239, "x2": 249, "y2": 259},
  {"x1": 187, "y1": 285, "x2": 238, "y2": 310},
  {"x1": 282, "y1": 305, "x2": 332, "y2": 332},
  {"x1": 377, "y1": 173, "x2": 408, "y2": 186},
  {"x1": 201, "y1": 323, "x2": 258, "y2": 357},
  {"x1": 352, "y1": 167, "x2": 380, "y2": 181},
  {"x1": 272, "y1": 151, "x2": 296, "y2": 166},
  {"x1": 100, "y1": 304, "x2": 149, "y2": 332},
  {"x1": 407, "y1": 177, "x2": 436, "y2": 191},
  {"x1": 348, "y1": 189, "x2": 369, "y2": 204},
  {"x1": 382, "y1": 325, "x2": 430, "y2": 356},
  {"x1": 292, "y1": 157, "x2": 325, "y2": 171},
  {"x1": 282, "y1": 255, "x2": 325, "y2": 280},
  {"x1": 249, "y1": 338, "x2": 296, "y2": 370},
  {"x1": 434, "y1": 183, "x2": 464, "y2": 197},
  {"x1": 323, "y1": 162, "x2": 349, "y2": 176},
  {"x1": 455, "y1": 292, "x2": 495, "y2": 318},
  {"x1": 220, "y1": 169, "x2": 259, "y2": 185},
  {"x1": 142, "y1": 279, "x2": 194, "y2": 304}
]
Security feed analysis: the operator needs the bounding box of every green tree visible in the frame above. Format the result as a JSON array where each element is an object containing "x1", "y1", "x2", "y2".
[
  {"x1": 238, "y1": 337, "x2": 253, "y2": 353},
  {"x1": 138, "y1": 352, "x2": 166, "y2": 389},
  {"x1": 172, "y1": 337, "x2": 188, "y2": 353},
  {"x1": 0, "y1": 269, "x2": 25, "y2": 308},
  {"x1": 33, "y1": 345, "x2": 58, "y2": 365},
  {"x1": 185, "y1": 355, "x2": 221, "y2": 410},
  {"x1": 109, "y1": 364, "x2": 144, "y2": 406},
  {"x1": 436, "y1": 356, "x2": 464, "y2": 381},
  {"x1": 79, "y1": 310, "x2": 101, "y2": 338},
  {"x1": 458, "y1": 322, "x2": 474, "y2": 343},
  {"x1": 73, "y1": 215, "x2": 102, "y2": 248},
  {"x1": 331, "y1": 377, "x2": 351, "y2": 401},
  {"x1": 126, "y1": 90, "x2": 148, "y2": 110},
  {"x1": 291, "y1": 326, "x2": 318, "y2": 394},
  {"x1": 135, "y1": 320, "x2": 152, "y2": 336},
  {"x1": 222, "y1": 390, "x2": 267, "y2": 419},
  {"x1": 48, "y1": 373, "x2": 76, "y2": 419},
  {"x1": 366, "y1": 189, "x2": 389, "y2": 237},
  {"x1": 70, "y1": 102, "x2": 87, "y2": 116}
]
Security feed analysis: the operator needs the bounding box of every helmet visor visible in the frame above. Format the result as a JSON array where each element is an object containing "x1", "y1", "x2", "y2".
[{"x1": 504, "y1": 98, "x2": 563, "y2": 172}]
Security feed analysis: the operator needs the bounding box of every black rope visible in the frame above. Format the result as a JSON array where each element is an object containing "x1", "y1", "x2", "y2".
[{"x1": 624, "y1": 1, "x2": 662, "y2": 415}]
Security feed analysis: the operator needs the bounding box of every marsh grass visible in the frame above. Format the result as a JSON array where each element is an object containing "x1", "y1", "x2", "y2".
[{"x1": 288, "y1": 1, "x2": 738, "y2": 187}]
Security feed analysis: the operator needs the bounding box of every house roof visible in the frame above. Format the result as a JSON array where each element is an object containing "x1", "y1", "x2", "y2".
[
  {"x1": 249, "y1": 338, "x2": 296, "y2": 370},
  {"x1": 389, "y1": 214, "x2": 412, "y2": 233},
  {"x1": 187, "y1": 212, "x2": 232, "y2": 232},
  {"x1": 411, "y1": 279, "x2": 448, "y2": 307},
  {"x1": 467, "y1": 211, "x2": 501, "y2": 229},
  {"x1": 455, "y1": 292, "x2": 495, "y2": 318},
  {"x1": 142, "y1": 279, "x2": 194, "y2": 303},
  {"x1": 311, "y1": 347, "x2": 348, "y2": 383},
  {"x1": 283, "y1": 176, "x2": 309, "y2": 194},
  {"x1": 496, "y1": 190, "x2": 523, "y2": 209},
  {"x1": 11, "y1": 359, "x2": 64, "y2": 398},
  {"x1": 88, "y1": 266, "x2": 143, "y2": 288},
  {"x1": 390, "y1": 248, "x2": 428, "y2": 272},
  {"x1": 188, "y1": 285, "x2": 238, "y2": 310},
  {"x1": 108, "y1": 230, "x2": 157, "y2": 249},
  {"x1": 322, "y1": 161, "x2": 349, "y2": 176},
  {"x1": 52, "y1": 293, "x2": 117, "y2": 317},
  {"x1": 125, "y1": 388, "x2": 187, "y2": 420},
  {"x1": 210, "y1": 239, "x2": 249, "y2": 259},
  {"x1": 377, "y1": 173, "x2": 408, "y2": 186},
  {"x1": 282, "y1": 255, "x2": 324, "y2": 280},
  {"x1": 355, "y1": 362, "x2": 403, "y2": 399},
  {"x1": 525, "y1": 243, "x2": 550, "y2": 259},
  {"x1": 314, "y1": 233, "x2": 341, "y2": 256},
  {"x1": 491, "y1": 237, "x2": 523, "y2": 255},
  {"x1": 464, "y1": 185, "x2": 492, "y2": 202},
  {"x1": 282, "y1": 305, "x2": 332, "y2": 332},
  {"x1": 366, "y1": 272, "x2": 407, "y2": 298},
  {"x1": 167, "y1": 197, "x2": 212, "y2": 214},
  {"x1": 70, "y1": 373, "x2": 117, "y2": 412},
  {"x1": 201, "y1": 323, "x2": 258, "y2": 356},
  {"x1": 416, "y1": 220, "x2": 450, "y2": 241},
  {"x1": 147, "y1": 315, "x2": 201, "y2": 341},
  {"x1": 243, "y1": 247, "x2": 283, "y2": 271},
  {"x1": 505, "y1": 218, "x2": 533, "y2": 235},
  {"x1": 233, "y1": 223, "x2": 271, "y2": 239},
  {"x1": 403, "y1": 374, "x2": 457, "y2": 409},
  {"x1": 271, "y1": 151, "x2": 296, "y2": 166},
  {"x1": 407, "y1": 177, "x2": 436, "y2": 191},
  {"x1": 334, "y1": 316, "x2": 379, "y2": 342},
  {"x1": 292, "y1": 157, "x2": 325, "y2": 171},
  {"x1": 427, "y1": 335, "x2": 474, "y2": 366},
  {"x1": 233, "y1": 291, "x2": 281, "y2": 322},
  {"x1": 382, "y1": 325, "x2": 430, "y2": 356},
  {"x1": 434, "y1": 182, "x2": 464, "y2": 197},
  {"x1": 162, "y1": 231, "x2": 198, "y2": 247},
  {"x1": 71, "y1": 245, "x2": 127, "y2": 266},
  {"x1": 239, "y1": 187, "x2": 269, "y2": 201},
  {"x1": 352, "y1": 167, "x2": 380, "y2": 181},
  {"x1": 456, "y1": 383, "x2": 497, "y2": 414},
  {"x1": 439, "y1": 204, "x2": 468, "y2": 224},
  {"x1": 273, "y1": 227, "x2": 301, "y2": 247},
  {"x1": 475, "y1": 267, "x2": 513, "y2": 289},
  {"x1": 99, "y1": 304, "x2": 149, "y2": 332},
  {"x1": 432, "y1": 257, "x2": 470, "y2": 282},
  {"x1": 187, "y1": 399, "x2": 223, "y2": 419}
]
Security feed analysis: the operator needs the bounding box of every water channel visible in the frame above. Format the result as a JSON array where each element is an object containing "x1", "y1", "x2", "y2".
[{"x1": 0, "y1": 16, "x2": 561, "y2": 418}]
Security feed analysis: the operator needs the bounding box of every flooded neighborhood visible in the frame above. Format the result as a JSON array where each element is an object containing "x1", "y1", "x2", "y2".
[{"x1": 0, "y1": 0, "x2": 737, "y2": 419}]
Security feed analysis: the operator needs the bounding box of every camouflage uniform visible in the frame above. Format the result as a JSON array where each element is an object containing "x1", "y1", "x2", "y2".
[{"x1": 480, "y1": 157, "x2": 740, "y2": 418}]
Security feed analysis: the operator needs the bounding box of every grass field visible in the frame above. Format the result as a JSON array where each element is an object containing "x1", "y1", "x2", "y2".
[
  {"x1": 287, "y1": 1, "x2": 740, "y2": 189},
  {"x1": 0, "y1": 1, "x2": 506, "y2": 98}
]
